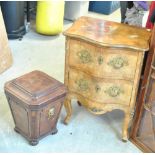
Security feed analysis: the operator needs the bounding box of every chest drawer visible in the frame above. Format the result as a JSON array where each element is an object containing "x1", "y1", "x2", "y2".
[
  {"x1": 68, "y1": 69, "x2": 133, "y2": 106},
  {"x1": 68, "y1": 39, "x2": 139, "y2": 80}
]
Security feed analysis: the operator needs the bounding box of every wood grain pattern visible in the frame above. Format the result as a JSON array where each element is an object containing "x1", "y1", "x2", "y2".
[
  {"x1": 63, "y1": 16, "x2": 151, "y2": 141},
  {"x1": 63, "y1": 16, "x2": 151, "y2": 51}
]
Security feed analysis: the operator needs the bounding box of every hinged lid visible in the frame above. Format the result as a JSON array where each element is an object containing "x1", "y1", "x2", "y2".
[
  {"x1": 5, "y1": 70, "x2": 66, "y2": 106},
  {"x1": 63, "y1": 16, "x2": 151, "y2": 51}
]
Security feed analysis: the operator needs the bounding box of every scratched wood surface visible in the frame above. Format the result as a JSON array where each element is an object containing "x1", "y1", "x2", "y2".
[{"x1": 64, "y1": 16, "x2": 151, "y2": 51}]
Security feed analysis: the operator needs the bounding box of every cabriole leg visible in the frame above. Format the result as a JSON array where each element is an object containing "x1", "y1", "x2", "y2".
[
  {"x1": 64, "y1": 97, "x2": 72, "y2": 125},
  {"x1": 122, "y1": 110, "x2": 130, "y2": 142}
]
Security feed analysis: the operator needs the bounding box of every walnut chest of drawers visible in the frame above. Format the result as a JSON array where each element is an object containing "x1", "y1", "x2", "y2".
[
  {"x1": 4, "y1": 70, "x2": 66, "y2": 145},
  {"x1": 63, "y1": 16, "x2": 151, "y2": 141}
]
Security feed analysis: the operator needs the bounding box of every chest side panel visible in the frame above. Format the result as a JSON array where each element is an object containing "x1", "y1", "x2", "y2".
[
  {"x1": 10, "y1": 101, "x2": 29, "y2": 136},
  {"x1": 39, "y1": 99, "x2": 63, "y2": 136}
]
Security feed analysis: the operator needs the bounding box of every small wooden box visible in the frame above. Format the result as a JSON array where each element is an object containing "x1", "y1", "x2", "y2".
[{"x1": 4, "y1": 70, "x2": 66, "y2": 145}]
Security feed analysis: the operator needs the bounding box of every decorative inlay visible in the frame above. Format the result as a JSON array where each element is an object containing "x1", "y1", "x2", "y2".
[{"x1": 90, "y1": 107, "x2": 103, "y2": 113}]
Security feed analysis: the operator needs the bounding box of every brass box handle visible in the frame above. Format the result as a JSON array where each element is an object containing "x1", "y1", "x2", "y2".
[{"x1": 48, "y1": 108, "x2": 55, "y2": 119}]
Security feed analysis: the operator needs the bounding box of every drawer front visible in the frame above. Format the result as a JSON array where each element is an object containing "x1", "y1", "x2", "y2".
[
  {"x1": 68, "y1": 69, "x2": 133, "y2": 106},
  {"x1": 68, "y1": 39, "x2": 138, "y2": 80}
]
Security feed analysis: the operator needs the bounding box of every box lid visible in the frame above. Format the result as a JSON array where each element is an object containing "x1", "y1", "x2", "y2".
[
  {"x1": 5, "y1": 70, "x2": 66, "y2": 106},
  {"x1": 63, "y1": 16, "x2": 151, "y2": 51}
]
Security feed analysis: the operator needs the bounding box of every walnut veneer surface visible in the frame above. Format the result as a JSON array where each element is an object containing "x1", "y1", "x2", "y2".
[{"x1": 63, "y1": 16, "x2": 151, "y2": 141}]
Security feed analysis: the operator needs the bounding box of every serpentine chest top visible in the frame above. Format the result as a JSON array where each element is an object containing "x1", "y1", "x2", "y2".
[{"x1": 63, "y1": 16, "x2": 151, "y2": 141}]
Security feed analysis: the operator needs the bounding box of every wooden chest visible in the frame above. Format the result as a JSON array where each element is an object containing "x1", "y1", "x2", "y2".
[
  {"x1": 63, "y1": 16, "x2": 151, "y2": 141},
  {"x1": 4, "y1": 70, "x2": 66, "y2": 145}
]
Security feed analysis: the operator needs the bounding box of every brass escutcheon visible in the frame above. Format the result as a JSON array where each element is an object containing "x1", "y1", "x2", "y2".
[
  {"x1": 95, "y1": 84, "x2": 101, "y2": 93},
  {"x1": 98, "y1": 56, "x2": 104, "y2": 65}
]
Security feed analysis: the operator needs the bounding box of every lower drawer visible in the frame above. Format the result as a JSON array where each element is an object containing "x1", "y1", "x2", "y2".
[{"x1": 68, "y1": 69, "x2": 133, "y2": 106}]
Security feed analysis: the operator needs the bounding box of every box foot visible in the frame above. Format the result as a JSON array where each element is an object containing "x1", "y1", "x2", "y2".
[
  {"x1": 14, "y1": 127, "x2": 19, "y2": 133},
  {"x1": 29, "y1": 140, "x2": 39, "y2": 146},
  {"x1": 51, "y1": 128, "x2": 58, "y2": 135}
]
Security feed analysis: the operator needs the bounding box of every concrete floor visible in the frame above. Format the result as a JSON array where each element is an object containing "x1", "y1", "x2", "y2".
[{"x1": 0, "y1": 9, "x2": 142, "y2": 152}]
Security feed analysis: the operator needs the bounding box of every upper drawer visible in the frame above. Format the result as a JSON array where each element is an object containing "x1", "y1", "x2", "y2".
[
  {"x1": 68, "y1": 39, "x2": 139, "y2": 80},
  {"x1": 68, "y1": 69, "x2": 133, "y2": 106}
]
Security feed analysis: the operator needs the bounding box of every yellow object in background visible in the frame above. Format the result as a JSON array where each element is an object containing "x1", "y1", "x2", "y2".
[{"x1": 36, "y1": 1, "x2": 64, "y2": 35}]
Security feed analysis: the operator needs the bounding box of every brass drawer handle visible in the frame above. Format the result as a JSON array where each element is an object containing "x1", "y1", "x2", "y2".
[
  {"x1": 108, "y1": 57, "x2": 128, "y2": 69},
  {"x1": 104, "y1": 86, "x2": 124, "y2": 97},
  {"x1": 76, "y1": 79, "x2": 89, "y2": 91},
  {"x1": 98, "y1": 56, "x2": 104, "y2": 65},
  {"x1": 77, "y1": 50, "x2": 92, "y2": 64},
  {"x1": 48, "y1": 108, "x2": 55, "y2": 119}
]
